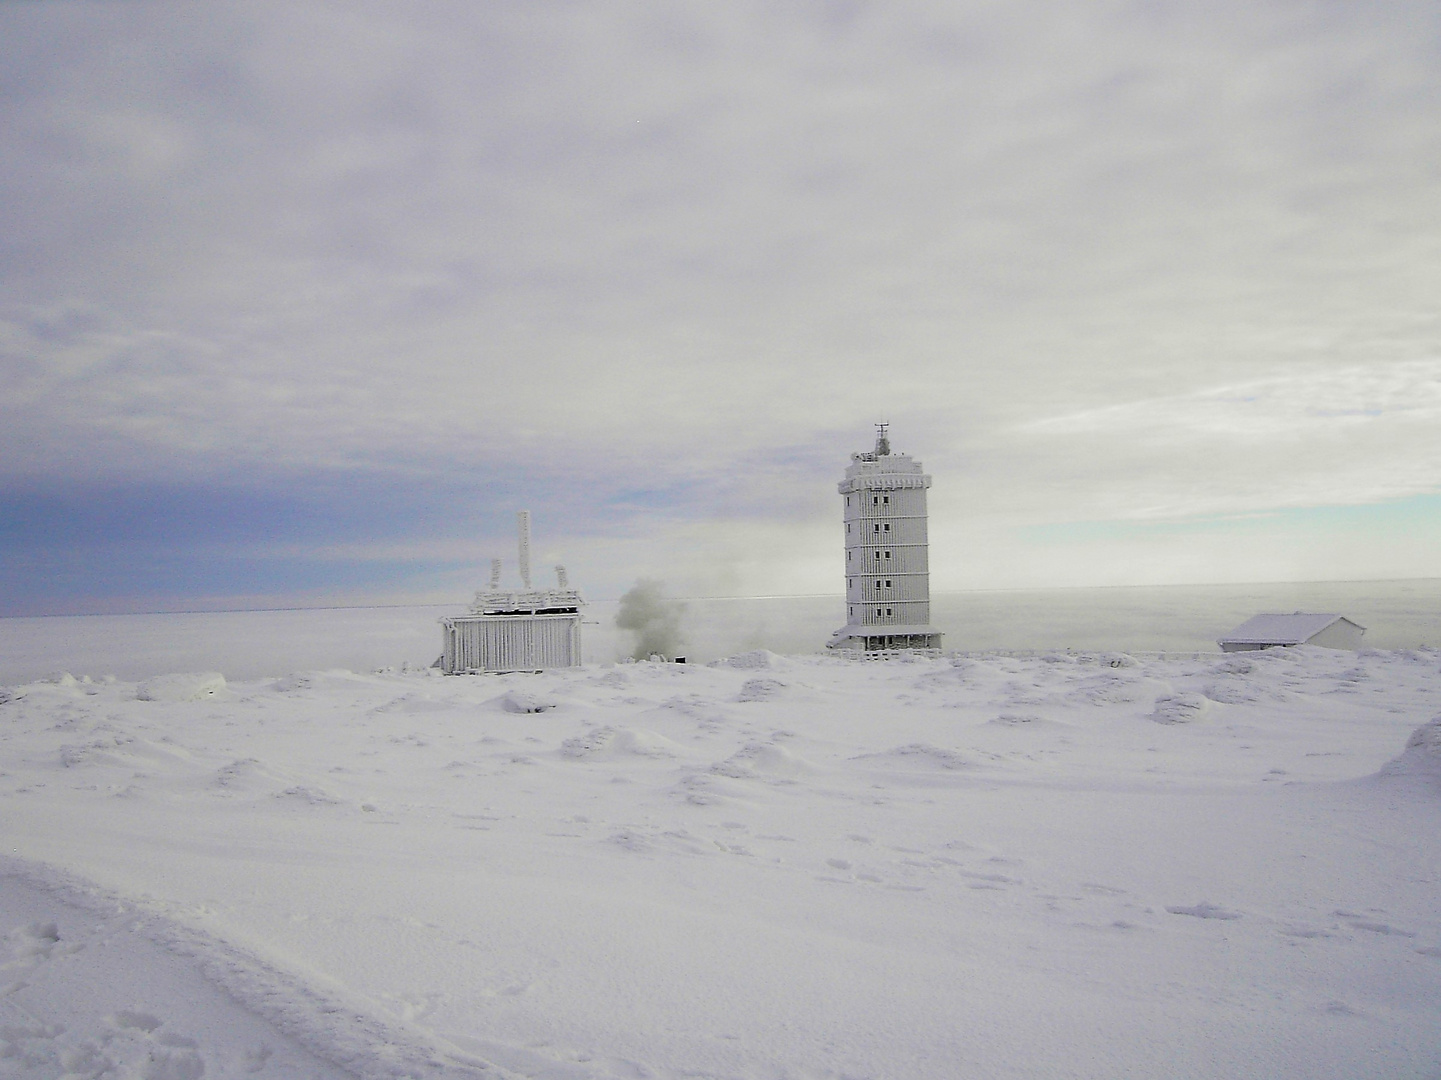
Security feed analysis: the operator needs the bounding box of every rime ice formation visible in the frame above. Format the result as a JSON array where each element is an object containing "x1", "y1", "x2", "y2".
[
  {"x1": 440, "y1": 510, "x2": 583, "y2": 673},
  {"x1": 829, "y1": 424, "x2": 943, "y2": 652}
]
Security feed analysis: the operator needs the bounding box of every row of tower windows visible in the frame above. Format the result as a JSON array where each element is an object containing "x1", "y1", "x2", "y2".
[
  {"x1": 844, "y1": 522, "x2": 893, "y2": 534},
  {"x1": 849, "y1": 607, "x2": 895, "y2": 617},
  {"x1": 848, "y1": 579, "x2": 893, "y2": 589},
  {"x1": 843, "y1": 494, "x2": 892, "y2": 507},
  {"x1": 846, "y1": 550, "x2": 892, "y2": 562}
]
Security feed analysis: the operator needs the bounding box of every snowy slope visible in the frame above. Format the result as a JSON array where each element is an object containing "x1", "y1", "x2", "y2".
[{"x1": 2, "y1": 647, "x2": 1439, "y2": 1079}]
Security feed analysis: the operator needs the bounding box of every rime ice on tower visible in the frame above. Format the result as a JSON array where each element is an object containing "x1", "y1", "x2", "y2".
[
  {"x1": 439, "y1": 511, "x2": 583, "y2": 673},
  {"x1": 828, "y1": 426, "x2": 943, "y2": 653}
]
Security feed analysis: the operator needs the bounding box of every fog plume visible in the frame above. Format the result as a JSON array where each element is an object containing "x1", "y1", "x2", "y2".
[{"x1": 616, "y1": 579, "x2": 686, "y2": 660}]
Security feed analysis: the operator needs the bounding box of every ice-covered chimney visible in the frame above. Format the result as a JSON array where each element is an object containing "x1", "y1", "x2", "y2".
[
  {"x1": 517, "y1": 510, "x2": 532, "y2": 589},
  {"x1": 489, "y1": 558, "x2": 502, "y2": 589},
  {"x1": 556, "y1": 565, "x2": 569, "y2": 589}
]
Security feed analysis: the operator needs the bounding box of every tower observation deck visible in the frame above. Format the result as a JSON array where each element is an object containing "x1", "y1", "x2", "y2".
[{"x1": 827, "y1": 425, "x2": 943, "y2": 652}]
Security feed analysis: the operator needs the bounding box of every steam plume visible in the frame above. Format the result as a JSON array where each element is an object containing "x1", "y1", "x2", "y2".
[{"x1": 616, "y1": 579, "x2": 686, "y2": 660}]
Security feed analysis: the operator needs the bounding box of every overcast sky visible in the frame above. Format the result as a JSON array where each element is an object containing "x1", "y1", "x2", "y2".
[{"x1": 3, "y1": 0, "x2": 1439, "y2": 615}]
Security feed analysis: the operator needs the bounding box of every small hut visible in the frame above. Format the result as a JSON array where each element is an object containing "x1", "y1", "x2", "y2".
[
  {"x1": 1217, "y1": 612, "x2": 1366, "y2": 653},
  {"x1": 440, "y1": 511, "x2": 583, "y2": 673}
]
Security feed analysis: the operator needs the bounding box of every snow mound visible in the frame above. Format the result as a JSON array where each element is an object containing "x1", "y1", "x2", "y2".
[
  {"x1": 1376, "y1": 714, "x2": 1441, "y2": 785},
  {"x1": 856, "y1": 743, "x2": 972, "y2": 771},
  {"x1": 1071, "y1": 672, "x2": 1148, "y2": 705},
  {"x1": 1086, "y1": 652, "x2": 1138, "y2": 669},
  {"x1": 275, "y1": 784, "x2": 345, "y2": 807},
  {"x1": 211, "y1": 757, "x2": 300, "y2": 795},
  {"x1": 715, "y1": 650, "x2": 784, "y2": 670},
  {"x1": 1150, "y1": 693, "x2": 1210, "y2": 724},
  {"x1": 734, "y1": 677, "x2": 787, "y2": 702},
  {"x1": 561, "y1": 726, "x2": 680, "y2": 759},
  {"x1": 370, "y1": 693, "x2": 453, "y2": 715},
  {"x1": 269, "y1": 673, "x2": 316, "y2": 693},
  {"x1": 494, "y1": 689, "x2": 558, "y2": 713},
  {"x1": 136, "y1": 672, "x2": 226, "y2": 702},
  {"x1": 713, "y1": 742, "x2": 817, "y2": 779}
]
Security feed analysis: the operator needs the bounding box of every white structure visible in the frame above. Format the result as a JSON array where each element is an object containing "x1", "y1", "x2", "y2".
[
  {"x1": 440, "y1": 511, "x2": 583, "y2": 673},
  {"x1": 1218, "y1": 612, "x2": 1366, "y2": 652},
  {"x1": 828, "y1": 425, "x2": 943, "y2": 653}
]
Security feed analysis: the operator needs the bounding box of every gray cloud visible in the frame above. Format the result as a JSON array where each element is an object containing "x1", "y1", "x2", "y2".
[{"x1": 2, "y1": 0, "x2": 1438, "y2": 607}]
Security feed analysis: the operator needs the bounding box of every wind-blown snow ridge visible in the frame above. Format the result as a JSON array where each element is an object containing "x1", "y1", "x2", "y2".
[{"x1": 0, "y1": 857, "x2": 519, "y2": 1080}]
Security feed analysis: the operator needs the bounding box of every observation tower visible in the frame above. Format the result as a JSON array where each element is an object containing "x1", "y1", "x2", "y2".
[{"x1": 828, "y1": 425, "x2": 942, "y2": 652}]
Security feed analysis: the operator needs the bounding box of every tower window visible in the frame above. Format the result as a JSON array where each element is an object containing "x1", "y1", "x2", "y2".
[
  {"x1": 883, "y1": 523, "x2": 890, "y2": 532},
  {"x1": 873, "y1": 496, "x2": 879, "y2": 506},
  {"x1": 883, "y1": 495, "x2": 889, "y2": 505},
  {"x1": 876, "y1": 608, "x2": 882, "y2": 617},
  {"x1": 884, "y1": 550, "x2": 891, "y2": 560},
  {"x1": 873, "y1": 523, "x2": 880, "y2": 533},
  {"x1": 886, "y1": 607, "x2": 892, "y2": 616}
]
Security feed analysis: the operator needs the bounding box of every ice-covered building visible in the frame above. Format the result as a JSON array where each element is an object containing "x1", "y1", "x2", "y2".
[
  {"x1": 440, "y1": 511, "x2": 583, "y2": 673},
  {"x1": 1217, "y1": 612, "x2": 1366, "y2": 652},
  {"x1": 828, "y1": 426, "x2": 943, "y2": 653}
]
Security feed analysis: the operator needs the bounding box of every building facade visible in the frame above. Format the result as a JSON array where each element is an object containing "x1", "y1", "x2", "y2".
[{"x1": 828, "y1": 426, "x2": 943, "y2": 652}]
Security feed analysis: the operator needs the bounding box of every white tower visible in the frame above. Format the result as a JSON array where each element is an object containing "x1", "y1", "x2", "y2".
[{"x1": 828, "y1": 425, "x2": 943, "y2": 652}]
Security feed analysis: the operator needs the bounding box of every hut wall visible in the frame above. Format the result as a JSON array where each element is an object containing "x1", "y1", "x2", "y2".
[
  {"x1": 1307, "y1": 620, "x2": 1365, "y2": 650},
  {"x1": 441, "y1": 613, "x2": 582, "y2": 673}
]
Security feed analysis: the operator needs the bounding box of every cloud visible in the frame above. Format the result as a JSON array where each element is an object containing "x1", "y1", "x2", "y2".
[{"x1": 1, "y1": 1, "x2": 1439, "y2": 609}]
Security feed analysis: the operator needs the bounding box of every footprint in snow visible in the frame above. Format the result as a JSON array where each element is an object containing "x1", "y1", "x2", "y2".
[{"x1": 7, "y1": 920, "x2": 62, "y2": 963}]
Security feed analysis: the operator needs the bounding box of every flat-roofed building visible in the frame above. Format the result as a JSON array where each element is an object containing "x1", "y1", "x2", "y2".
[{"x1": 441, "y1": 511, "x2": 583, "y2": 673}]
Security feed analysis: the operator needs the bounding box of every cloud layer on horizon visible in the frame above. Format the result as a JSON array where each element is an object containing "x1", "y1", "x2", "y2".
[{"x1": 2, "y1": 0, "x2": 1439, "y2": 613}]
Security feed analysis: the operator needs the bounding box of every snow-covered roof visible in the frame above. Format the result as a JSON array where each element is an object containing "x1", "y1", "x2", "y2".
[{"x1": 1217, "y1": 612, "x2": 1363, "y2": 646}]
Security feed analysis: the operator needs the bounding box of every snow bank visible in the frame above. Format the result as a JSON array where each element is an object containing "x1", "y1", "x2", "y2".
[
  {"x1": 135, "y1": 671, "x2": 226, "y2": 702},
  {"x1": 1377, "y1": 714, "x2": 1441, "y2": 787}
]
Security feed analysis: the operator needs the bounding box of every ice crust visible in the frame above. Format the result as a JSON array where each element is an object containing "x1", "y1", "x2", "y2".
[{"x1": 2, "y1": 645, "x2": 1440, "y2": 1079}]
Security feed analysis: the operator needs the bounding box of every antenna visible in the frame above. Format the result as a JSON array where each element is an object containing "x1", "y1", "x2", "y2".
[
  {"x1": 875, "y1": 422, "x2": 890, "y2": 456},
  {"x1": 555, "y1": 564, "x2": 569, "y2": 589},
  {"x1": 517, "y1": 510, "x2": 532, "y2": 589},
  {"x1": 489, "y1": 558, "x2": 501, "y2": 589}
]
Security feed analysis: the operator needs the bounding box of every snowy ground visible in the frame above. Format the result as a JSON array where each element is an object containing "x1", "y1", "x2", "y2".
[{"x1": 3, "y1": 647, "x2": 1440, "y2": 1079}]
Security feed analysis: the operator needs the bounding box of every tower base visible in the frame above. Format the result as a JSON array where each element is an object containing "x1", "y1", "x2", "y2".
[{"x1": 827, "y1": 625, "x2": 943, "y2": 652}]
